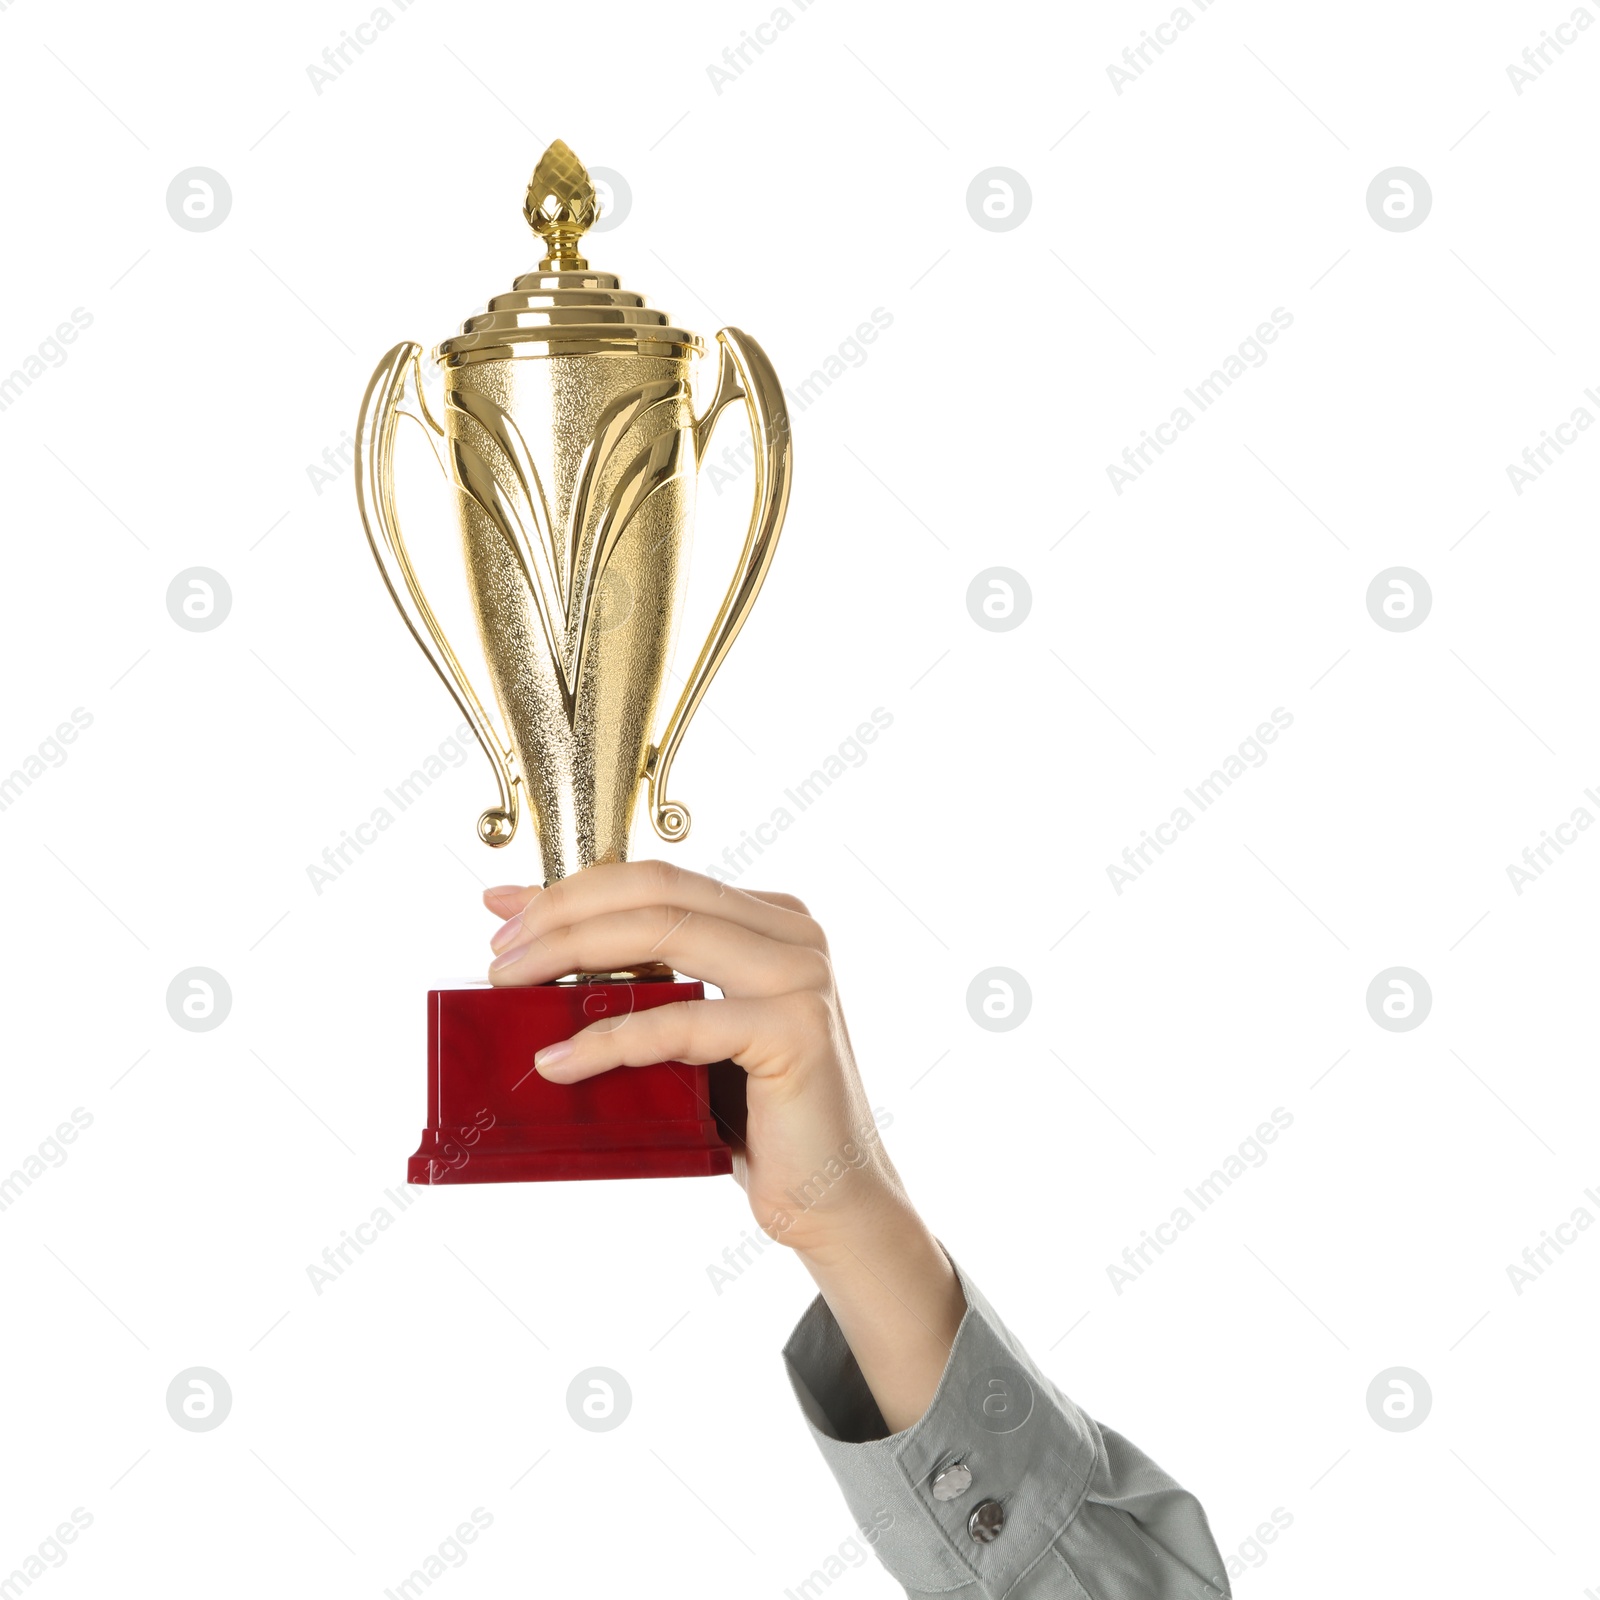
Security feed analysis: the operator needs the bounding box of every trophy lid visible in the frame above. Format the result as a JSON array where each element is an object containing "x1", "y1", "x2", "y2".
[{"x1": 434, "y1": 141, "x2": 703, "y2": 367}]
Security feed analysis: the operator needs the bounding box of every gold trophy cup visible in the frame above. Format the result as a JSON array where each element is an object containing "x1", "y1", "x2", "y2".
[{"x1": 355, "y1": 142, "x2": 791, "y2": 1183}]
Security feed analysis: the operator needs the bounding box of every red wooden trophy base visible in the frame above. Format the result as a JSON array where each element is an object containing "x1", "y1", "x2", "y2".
[{"x1": 407, "y1": 980, "x2": 746, "y2": 1185}]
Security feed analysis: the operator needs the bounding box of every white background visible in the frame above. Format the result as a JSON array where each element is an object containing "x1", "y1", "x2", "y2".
[{"x1": 2, "y1": 0, "x2": 1596, "y2": 1595}]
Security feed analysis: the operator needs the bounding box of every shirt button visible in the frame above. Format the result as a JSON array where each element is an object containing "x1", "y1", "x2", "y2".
[
  {"x1": 968, "y1": 1499, "x2": 1005, "y2": 1544},
  {"x1": 930, "y1": 1461, "x2": 972, "y2": 1502}
]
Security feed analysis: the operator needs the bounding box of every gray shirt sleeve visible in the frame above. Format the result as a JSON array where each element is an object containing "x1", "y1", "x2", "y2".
[{"x1": 781, "y1": 1252, "x2": 1230, "y2": 1600}]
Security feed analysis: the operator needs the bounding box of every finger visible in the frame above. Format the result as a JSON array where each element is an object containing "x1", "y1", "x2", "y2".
[
  {"x1": 518, "y1": 860, "x2": 824, "y2": 952},
  {"x1": 533, "y1": 995, "x2": 782, "y2": 1083},
  {"x1": 485, "y1": 885, "x2": 543, "y2": 950},
  {"x1": 483, "y1": 884, "x2": 541, "y2": 919},
  {"x1": 490, "y1": 905, "x2": 831, "y2": 998}
]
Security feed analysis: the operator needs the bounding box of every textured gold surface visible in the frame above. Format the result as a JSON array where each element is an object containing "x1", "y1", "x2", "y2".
[
  {"x1": 450, "y1": 347, "x2": 696, "y2": 880},
  {"x1": 354, "y1": 142, "x2": 793, "y2": 884}
]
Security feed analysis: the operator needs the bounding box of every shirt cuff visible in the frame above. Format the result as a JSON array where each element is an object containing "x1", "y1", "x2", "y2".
[{"x1": 781, "y1": 1251, "x2": 1229, "y2": 1599}]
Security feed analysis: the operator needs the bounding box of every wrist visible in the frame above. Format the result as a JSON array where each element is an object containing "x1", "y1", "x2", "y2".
[{"x1": 789, "y1": 1180, "x2": 938, "y2": 1275}]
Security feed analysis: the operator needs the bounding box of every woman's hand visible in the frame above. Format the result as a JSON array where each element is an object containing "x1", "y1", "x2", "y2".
[
  {"x1": 483, "y1": 859, "x2": 895, "y2": 1257},
  {"x1": 482, "y1": 859, "x2": 965, "y2": 1432}
]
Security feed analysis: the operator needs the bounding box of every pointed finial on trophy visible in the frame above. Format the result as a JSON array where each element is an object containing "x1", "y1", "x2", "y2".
[{"x1": 525, "y1": 140, "x2": 598, "y2": 272}]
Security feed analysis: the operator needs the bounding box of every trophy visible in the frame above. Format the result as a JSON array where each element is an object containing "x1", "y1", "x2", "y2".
[{"x1": 354, "y1": 141, "x2": 792, "y2": 1184}]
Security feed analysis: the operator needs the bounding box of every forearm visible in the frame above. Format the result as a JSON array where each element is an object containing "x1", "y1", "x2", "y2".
[{"x1": 792, "y1": 1188, "x2": 967, "y2": 1435}]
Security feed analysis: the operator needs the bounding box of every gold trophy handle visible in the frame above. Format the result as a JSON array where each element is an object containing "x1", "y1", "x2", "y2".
[
  {"x1": 355, "y1": 341, "x2": 522, "y2": 847},
  {"x1": 646, "y1": 328, "x2": 793, "y2": 842}
]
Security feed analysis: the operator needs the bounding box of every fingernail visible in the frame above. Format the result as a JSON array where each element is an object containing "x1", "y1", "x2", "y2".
[
  {"x1": 490, "y1": 942, "x2": 530, "y2": 972},
  {"x1": 534, "y1": 1040, "x2": 575, "y2": 1073},
  {"x1": 490, "y1": 913, "x2": 523, "y2": 952},
  {"x1": 486, "y1": 884, "x2": 523, "y2": 897}
]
